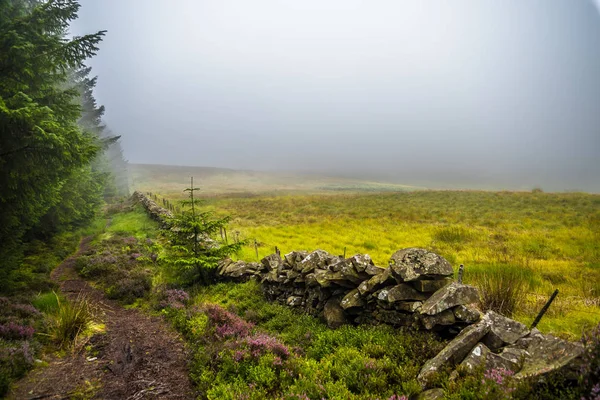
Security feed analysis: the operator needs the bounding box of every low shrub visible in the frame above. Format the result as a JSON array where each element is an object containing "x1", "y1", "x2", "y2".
[
  {"x1": 0, "y1": 339, "x2": 35, "y2": 395},
  {"x1": 106, "y1": 270, "x2": 152, "y2": 303}
]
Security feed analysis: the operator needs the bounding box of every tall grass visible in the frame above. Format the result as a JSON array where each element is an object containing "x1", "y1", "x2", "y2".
[
  {"x1": 466, "y1": 264, "x2": 531, "y2": 317},
  {"x1": 46, "y1": 292, "x2": 93, "y2": 348}
]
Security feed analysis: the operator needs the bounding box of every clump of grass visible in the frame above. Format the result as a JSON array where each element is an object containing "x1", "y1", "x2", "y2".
[
  {"x1": 468, "y1": 264, "x2": 530, "y2": 317},
  {"x1": 434, "y1": 225, "x2": 476, "y2": 244},
  {"x1": 47, "y1": 293, "x2": 93, "y2": 348},
  {"x1": 32, "y1": 291, "x2": 61, "y2": 314}
]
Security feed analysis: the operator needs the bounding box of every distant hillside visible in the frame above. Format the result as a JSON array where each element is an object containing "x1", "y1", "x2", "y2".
[{"x1": 129, "y1": 163, "x2": 424, "y2": 197}]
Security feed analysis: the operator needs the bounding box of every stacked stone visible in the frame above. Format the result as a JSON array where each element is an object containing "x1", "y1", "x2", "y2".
[
  {"x1": 133, "y1": 191, "x2": 173, "y2": 227},
  {"x1": 219, "y1": 246, "x2": 585, "y2": 386},
  {"x1": 417, "y1": 311, "x2": 584, "y2": 389},
  {"x1": 219, "y1": 247, "x2": 481, "y2": 332}
]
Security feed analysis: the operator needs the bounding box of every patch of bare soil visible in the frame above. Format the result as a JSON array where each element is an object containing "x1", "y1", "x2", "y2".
[{"x1": 8, "y1": 237, "x2": 195, "y2": 399}]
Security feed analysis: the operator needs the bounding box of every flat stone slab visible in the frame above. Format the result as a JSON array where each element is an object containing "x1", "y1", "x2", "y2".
[
  {"x1": 411, "y1": 278, "x2": 453, "y2": 293},
  {"x1": 418, "y1": 313, "x2": 492, "y2": 387},
  {"x1": 459, "y1": 342, "x2": 520, "y2": 372},
  {"x1": 389, "y1": 248, "x2": 453, "y2": 282},
  {"x1": 420, "y1": 282, "x2": 479, "y2": 316},
  {"x1": 420, "y1": 309, "x2": 456, "y2": 330},
  {"x1": 340, "y1": 288, "x2": 365, "y2": 310},
  {"x1": 387, "y1": 284, "x2": 429, "y2": 302},
  {"x1": 514, "y1": 333, "x2": 584, "y2": 381},
  {"x1": 357, "y1": 268, "x2": 394, "y2": 295}
]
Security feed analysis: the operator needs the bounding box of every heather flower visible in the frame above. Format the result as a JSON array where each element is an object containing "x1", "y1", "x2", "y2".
[
  {"x1": 123, "y1": 236, "x2": 137, "y2": 245},
  {"x1": 244, "y1": 333, "x2": 290, "y2": 359},
  {"x1": 204, "y1": 304, "x2": 254, "y2": 339},
  {"x1": 12, "y1": 303, "x2": 41, "y2": 317},
  {"x1": 481, "y1": 367, "x2": 516, "y2": 398},
  {"x1": 0, "y1": 322, "x2": 34, "y2": 340},
  {"x1": 388, "y1": 395, "x2": 408, "y2": 400},
  {"x1": 483, "y1": 367, "x2": 514, "y2": 386}
]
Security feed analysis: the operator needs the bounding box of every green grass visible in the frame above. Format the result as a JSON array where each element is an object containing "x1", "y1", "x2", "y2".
[
  {"x1": 32, "y1": 291, "x2": 62, "y2": 314},
  {"x1": 106, "y1": 204, "x2": 159, "y2": 239},
  {"x1": 149, "y1": 189, "x2": 600, "y2": 338}
]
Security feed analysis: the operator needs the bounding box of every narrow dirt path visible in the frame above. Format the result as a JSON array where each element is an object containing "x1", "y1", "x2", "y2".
[{"x1": 9, "y1": 237, "x2": 195, "y2": 400}]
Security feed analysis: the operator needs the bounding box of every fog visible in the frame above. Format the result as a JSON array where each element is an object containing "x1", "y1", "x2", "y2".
[{"x1": 70, "y1": 0, "x2": 600, "y2": 192}]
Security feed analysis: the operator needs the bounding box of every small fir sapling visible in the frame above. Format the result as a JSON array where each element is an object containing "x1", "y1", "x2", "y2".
[{"x1": 163, "y1": 177, "x2": 245, "y2": 285}]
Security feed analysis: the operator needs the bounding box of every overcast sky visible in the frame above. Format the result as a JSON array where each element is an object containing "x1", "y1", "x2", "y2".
[{"x1": 70, "y1": 0, "x2": 600, "y2": 192}]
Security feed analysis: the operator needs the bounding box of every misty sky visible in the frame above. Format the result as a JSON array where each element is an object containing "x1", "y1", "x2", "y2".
[{"x1": 70, "y1": 1, "x2": 600, "y2": 192}]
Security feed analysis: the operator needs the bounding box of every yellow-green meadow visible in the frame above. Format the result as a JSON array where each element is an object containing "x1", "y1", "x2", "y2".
[{"x1": 134, "y1": 164, "x2": 600, "y2": 339}]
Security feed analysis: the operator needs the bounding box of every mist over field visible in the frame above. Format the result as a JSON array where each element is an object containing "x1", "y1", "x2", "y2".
[{"x1": 70, "y1": 1, "x2": 600, "y2": 192}]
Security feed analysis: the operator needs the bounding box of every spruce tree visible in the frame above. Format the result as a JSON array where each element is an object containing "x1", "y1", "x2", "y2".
[
  {"x1": 164, "y1": 177, "x2": 244, "y2": 285},
  {"x1": 0, "y1": 0, "x2": 106, "y2": 282}
]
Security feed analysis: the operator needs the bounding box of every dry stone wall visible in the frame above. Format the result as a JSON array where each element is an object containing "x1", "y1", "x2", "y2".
[
  {"x1": 133, "y1": 191, "x2": 173, "y2": 226},
  {"x1": 218, "y1": 248, "x2": 482, "y2": 334}
]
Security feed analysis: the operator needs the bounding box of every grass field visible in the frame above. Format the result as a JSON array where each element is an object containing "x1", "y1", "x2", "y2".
[{"x1": 133, "y1": 164, "x2": 600, "y2": 339}]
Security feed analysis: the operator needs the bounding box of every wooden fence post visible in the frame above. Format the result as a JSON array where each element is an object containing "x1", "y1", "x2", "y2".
[{"x1": 531, "y1": 289, "x2": 559, "y2": 329}]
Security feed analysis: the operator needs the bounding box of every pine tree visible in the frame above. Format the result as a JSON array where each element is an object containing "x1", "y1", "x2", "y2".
[
  {"x1": 0, "y1": 0, "x2": 106, "y2": 283},
  {"x1": 164, "y1": 177, "x2": 244, "y2": 285}
]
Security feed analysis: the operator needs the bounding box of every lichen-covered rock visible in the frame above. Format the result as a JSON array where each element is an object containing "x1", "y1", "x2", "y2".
[
  {"x1": 389, "y1": 248, "x2": 453, "y2": 282},
  {"x1": 348, "y1": 254, "x2": 375, "y2": 273},
  {"x1": 286, "y1": 296, "x2": 303, "y2": 307},
  {"x1": 452, "y1": 305, "x2": 481, "y2": 323},
  {"x1": 284, "y1": 251, "x2": 308, "y2": 269},
  {"x1": 223, "y1": 261, "x2": 254, "y2": 278},
  {"x1": 323, "y1": 297, "x2": 347, "y2": 328},
  {"x1": 217, "y1": 258, "x2": 234, "y2": 275},
  {"x1": 416, "y1": 388, "x2": 445, "y2": 400},
  {"x1": 314, "y1": 269, "x2": 331, "y2": 287},
  {"x1": 418, "y1": 313, "x2": 492, "y2": 387},
  {"x1": 482, "y1": 311, "x2": 530, "y2": 350},
  {"x1": 365, "y1": 264, "x2": 386, "y2": 276},
  {"x1": 300, "y1": 250, "x2": 331, "y2": 274},
  {"x1": 387, "y1": 284, "x2": 429, "y2": 302},
  {"x1": 514, "y1": 332, "x2": 584, "y2": 381},
  {"x1": 357, "y1": 268, "x2": 395, "y2": 295},
  {"x1": 498, "y1": 346, "x2": 529, "y2": 367},
  {"x1": 459, "y1": 343, "x2": 520, "y2": 373},
  {"x1": 305, "y1": 273, "x2": 318, "y2": 287},
  {"x1": 420, "y1": 309, "x2": 456, "y2": 330},
  {"x1": 262, "y1": 253, "x2": 282, "y2": 271},
  {"x1": 411, "y1": 278, "x2": 453, "y2": 293},
  {"x1": 420, "y1": 283, "x2": 479, "y2": 316},
  {"x1": 339, "y1": 261, "x2": 366, "y2": 284},
  {"x1": 341, "y1": 289, "x2": 365, "y2": 310}
]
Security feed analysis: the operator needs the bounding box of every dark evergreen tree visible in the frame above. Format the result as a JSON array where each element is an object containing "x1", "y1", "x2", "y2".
[{"x1": 0, "y1": 0, "x2": 106, "y2": 283}]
